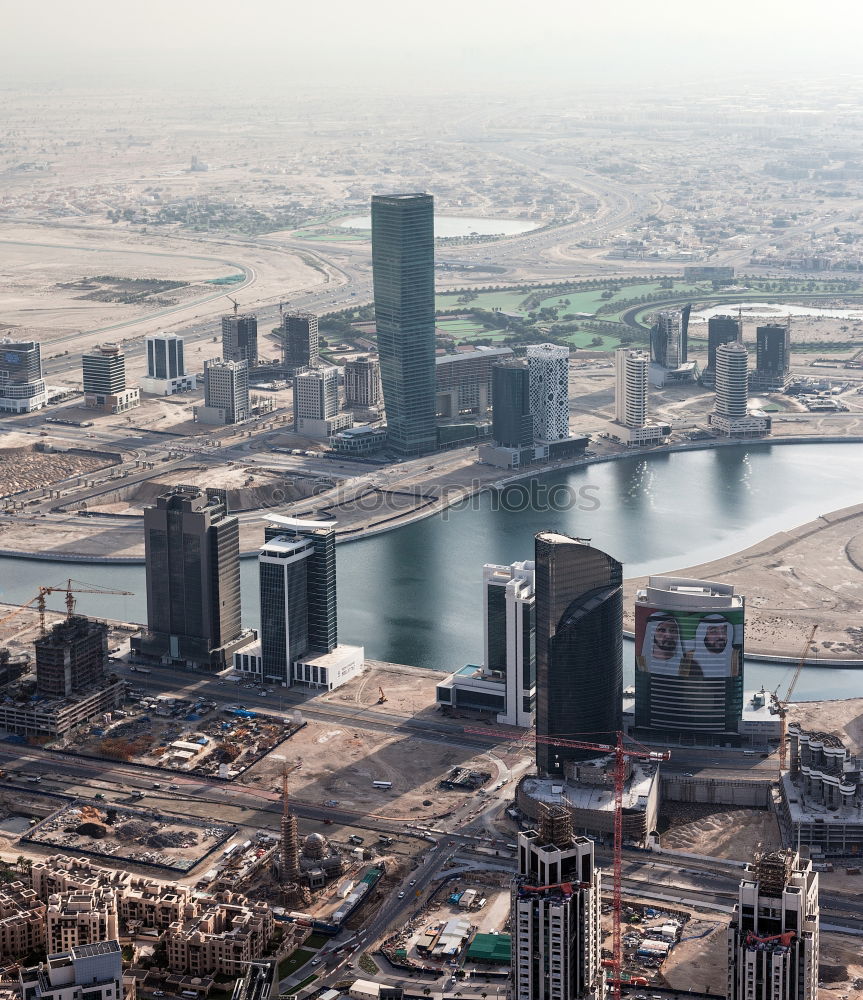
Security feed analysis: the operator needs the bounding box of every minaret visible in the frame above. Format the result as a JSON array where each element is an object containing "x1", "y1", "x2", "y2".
[{"x1": 279, "y1": 765, "x2": 309, "y2": 906}]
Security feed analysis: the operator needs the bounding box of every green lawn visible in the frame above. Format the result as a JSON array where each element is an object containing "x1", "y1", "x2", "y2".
[
  {"x1": 436, "y1": 318, "x2": 488, "y2": 335},
  {"x1": 292, "y1": 975, "x2": 319, "y2": 992},
  {"x1": 278, "y1": 948, "x2": 316, "y2": 979},
  {"x1": 436, "y1": 290, "x2": 529, "y2": 312},
  {"x1": 304, "y1": 933, "x2": 329, "y2": 949}
]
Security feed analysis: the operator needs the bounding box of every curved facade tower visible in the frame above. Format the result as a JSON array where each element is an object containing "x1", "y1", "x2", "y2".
[{"x1": 534, "y1": 531, "x2": 623, "y2": 776}]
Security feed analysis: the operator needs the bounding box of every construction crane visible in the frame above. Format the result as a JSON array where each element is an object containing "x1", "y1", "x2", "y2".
[
  {"x1": 227, "y1": 296, "x2": 239, "y2": 315},
  {"x1": 465, "y1": 727, "x2": 669, "y2": 1000},
  {"x1": 377, "y1": 686, "x2": 387, "y2": 704},
  {"x1": 0, "y1": 579, "x2": 133, "y2": 635},
  {"x1": 771, "y1": 624, "x2": 818, "y2": 771}
]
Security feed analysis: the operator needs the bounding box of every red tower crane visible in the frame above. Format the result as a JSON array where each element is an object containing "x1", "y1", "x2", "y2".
[{"x1": 465, "y1": 727, "x2": 670, "y2": 1000}]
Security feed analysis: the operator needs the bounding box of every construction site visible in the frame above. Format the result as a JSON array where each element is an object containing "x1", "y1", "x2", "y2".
[{"x1": 22, "y1": 800, "x2": 234, "y2": 872}]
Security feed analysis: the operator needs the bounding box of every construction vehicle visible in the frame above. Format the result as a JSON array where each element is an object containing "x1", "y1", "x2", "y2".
[
  {"x1": 377, "y1": 686, "x2": 388, "y2": 704},
  {"x1": 770, "y1": 624, "x2": 818, "y2": 771},
  {"x1": 0, "y1": 579, "x2": 133, "y2": 635},
  {"x1": 466, "y1": 727, "x2": 669, "y2": 1000},
  {"x1": 745, "y1": 930, "x2": 796, "y2": 948}
]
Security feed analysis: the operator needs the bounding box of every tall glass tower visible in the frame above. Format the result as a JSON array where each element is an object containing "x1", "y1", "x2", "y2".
[
  {"x1": 371, "y1": 193, "x2": 437, "y2": 456},
  {"x1": 534, "y1": 531, "x2": 623, "y2": 775}
]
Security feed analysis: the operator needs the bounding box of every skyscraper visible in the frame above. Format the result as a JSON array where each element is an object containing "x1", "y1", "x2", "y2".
[
  {"x1": 534, "y1": 532, "x2": 622, "y2": 775},
  {"x1": 612, "y1": 348, "x2": 668, "y2": 446},
  {"x1": 280, "y1": 312, "x2": 319, "y2": 375},
  {"x1": 752, "y1": 322, "x2": 791, "y2": 391},
  {"x1": 728, "y1": 850, "x2": 819, "y2": 1000},
  {"x1": 200, "y1": 357, "x2": 249, "y2": 424},
  {"x1": 235, "y1": 515, "x2": 362, "y2": 690},
  {"x1": 492, "y1": 359, "x2": 533, "y2": 449},
  {"x1": 527, "y1": 344, "x2": 570, "y2": 443},
  {"x1": 702, "y1": 314, "x2": 742, "y2": 387},
  {"x1": 512, "y1": 806, "x2": 603, "y2": 1000},
  {"x1": 265, "y1": 517, "x2": 338, "y2": 656},
  {"x1": 634, "y1": 575, "x2": 745, "y2": 738},
  {"x1": 132, "y1": 486, "x2": 245, "y2": 670},
  {"x1": 484, "y1": 560, "x2": 536, "y2": 727},
  {"x1": 371, "y1": 192, "x2": 437, "y2": 456},
  {"x1": 141, "y1": 333, "x2": 195, "y2": 395},
  {"x1": 222, "y1": 314, "x2": 258, "y2": 366},
  {"x1": 649, "y1": 306, "x2": 690, "y2": 369},
  {"x1": 82, "y1": 344, "x2": 140, "y2": 413},
  {"x1": 344, "y1": 357, "x2": 381, "y2": 408},
  {"x1": 0, "y1": 340, "x2": 47, "y2": 413},
  {"x1": 712, "y1": 342, "x2": 769, "y2": 437},
  {"x1": 293, "y1": 366, "x2": 351, "y2": 439},
  {"x1": 35, "y1": 616, "x2": 109, "y2": 698}
]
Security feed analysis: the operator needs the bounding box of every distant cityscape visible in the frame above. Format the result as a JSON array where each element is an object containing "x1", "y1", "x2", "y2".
[{"x1": 3, "y1": 60, "x2": 863, "y2": 1000}]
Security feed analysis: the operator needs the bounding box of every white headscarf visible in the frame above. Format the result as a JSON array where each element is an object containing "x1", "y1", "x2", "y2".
[
  {"x1": 641, "y1": 614, "x2": 684, "y2": 675},
  {"x1": 691, "y1": 614, "x2": 733, "y2": 677}
]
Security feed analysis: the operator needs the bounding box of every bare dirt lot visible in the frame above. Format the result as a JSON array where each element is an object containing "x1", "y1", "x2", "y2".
[
  {"x1": 0, "y1": 444, "x2": 117, "y2": 498},
  {"x1": 659, "y1": 803, "x2": 782, "y2": 859},
  {"x1": 23, "y1": 800, "x2": 233, "y2": 872},
  {"x1": 242, "y1": 662, "x2": 504, "y2": 820},
  {"x1": 788, "y1": 697, "x2": 863, "y2": 756},
  {"x1": 624, "y1": 502, "x2": 863, "y2": 659}
]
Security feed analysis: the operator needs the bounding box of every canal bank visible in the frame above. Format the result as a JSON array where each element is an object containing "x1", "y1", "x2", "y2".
[{"x1": 1, "y1": 440, "x2": 863, "y2": 682}]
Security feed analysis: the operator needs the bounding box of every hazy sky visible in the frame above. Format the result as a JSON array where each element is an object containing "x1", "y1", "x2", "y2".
[{"x1": 3, "y1": 0, "x2": 863, "y2": 93}]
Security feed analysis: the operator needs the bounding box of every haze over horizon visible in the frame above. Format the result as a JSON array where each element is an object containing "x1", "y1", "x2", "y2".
[{"x1": 3, "y1": 0, "x2": 863, "y2": 96}]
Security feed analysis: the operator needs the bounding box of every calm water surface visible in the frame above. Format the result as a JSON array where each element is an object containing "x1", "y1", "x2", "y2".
[{"x1": 1, "y1": 442, "x2": 862, "y2": 700}]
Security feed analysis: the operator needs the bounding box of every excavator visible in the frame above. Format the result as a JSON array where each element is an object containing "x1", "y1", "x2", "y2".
[{"x1": 377, "y1": 686, "x2": 388, "y2": 704}]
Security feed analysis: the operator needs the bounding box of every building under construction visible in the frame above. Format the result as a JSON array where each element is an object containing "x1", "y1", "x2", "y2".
[
  {"x1": 35, "y1": 616, "x2": 108, "y2": 698},
  {"x1": 512, "y1": 804, "x2": 604, "y2": 1000},
  {"x1": 728, "y1": 849, "x2": 819, "y2": 1000}
]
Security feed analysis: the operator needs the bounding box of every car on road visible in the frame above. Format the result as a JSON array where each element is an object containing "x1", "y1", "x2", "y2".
[
  {"x1": 397, "y1": 890, "x2": 405, "y2": 898},
  {"x1": 409, "y1": 879, "x2": 416, "y2": 886}
]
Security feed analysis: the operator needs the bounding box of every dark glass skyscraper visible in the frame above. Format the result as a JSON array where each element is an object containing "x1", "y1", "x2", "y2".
[
  {"x1": 222, "y1": 314, "x2": 258, "y2": 366},
  {"x1": 372, "y1": 193, "x2": 437, "y2": 456},
  {"x1": 492, "y1": 360, "x2": 533, "y2": 448},
  {"x1": 702, "y1": 315, "x2": 742, "y2": 387},
  {"x1": 264, "y1": 517, "x2": 337, "y2": 654},
  {"x1": 132, "y1": 486, "x2": 245, "y2": 670},
  {"x1": 753, "y1": 322, "x2": 791, "y2": 390},
  {"x1": 281, "y1": 312, "x2": 319, "y2": 375},
  {"x1": 534, "y1": 531, "x2": 623, "y2": 775}
]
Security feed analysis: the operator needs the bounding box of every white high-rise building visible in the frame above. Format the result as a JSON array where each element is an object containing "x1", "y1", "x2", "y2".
[
  {"x1": 728, "y1": 850, "x2": 819, "y2": 1000},
  {"x1": 434, "y1": 560, "x2": 536, "y2": 726},
  {"x1": 293, "y1": 366, "x2": 352, "y2": 440},
  {"x1": 198, "y1": 357, "x2": 249, "y2": 425},
  {"x1": 344, "y1": 357, "x2": 381, "y2": 408},
  {"x1": 513, "y1": 811, "x2": 604, "y2": 1000},
  {"x1": 140, "y1": 333, "x2": 195, "y2": 395},
  {"x1": 527, "y1": 343, "x2": 570, "y2": 443},
  {"x1": 712, "y1": 341, "x2": 770, "y2": 437},
  {"x1": 0, "y1": 340, "x2": 47, "y2": 413},
  {"x1": 484, "y1": 561, "x2": 536, "y2": 727},
  {"x1": 612, "y1": 348, "x2": 669, "y2": 446}
]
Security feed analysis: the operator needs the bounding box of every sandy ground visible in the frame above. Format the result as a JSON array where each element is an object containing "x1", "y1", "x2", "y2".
[
  {"x1": 0, "y1": 222, "x2": 335, "y2": 353},
  {"x1": 788, "y1": 697, "x2": 863, "y2": 756},
  {"x1": 659, "y1": 803, "x2": 782, "y2": 859},
  {"x1": 241, "y1": 662, "x2": 504, "y2": 821},
  {"x1": 0, "y1": 444, "x2": 117, "y2": 499},
  {"x1": 624, "y1": 502, "x2": 863, "y2": 659},
  {"x1": 661, "y1": 916, "x2": 729, "y2": 996}
]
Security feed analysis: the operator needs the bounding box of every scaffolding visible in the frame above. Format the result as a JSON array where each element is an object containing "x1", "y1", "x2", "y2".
[
  {"x1": 753, "y1": 848, "x2": 794, "y2": 896},
  {"x1": 538, "y1": 802, "x2": 573, "y2": 848}
]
